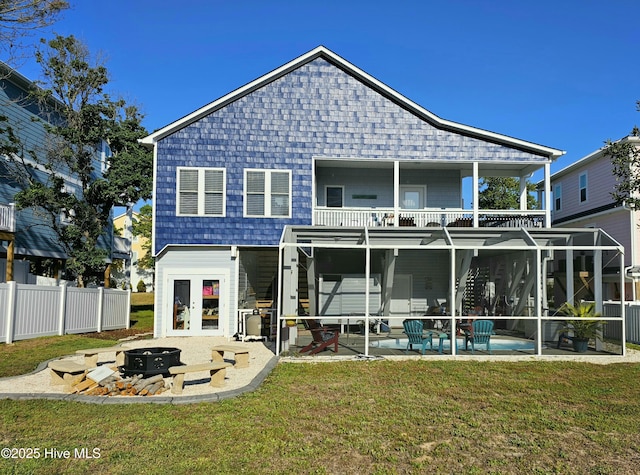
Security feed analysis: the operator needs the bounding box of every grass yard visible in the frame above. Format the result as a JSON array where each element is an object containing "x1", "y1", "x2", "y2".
[
  {"x1": 0, "y1": 296, "x2": 154, "y2": 377},
  {"x1": 1, "y1": 360, "x2": 640, "y2": 474},
  {"x1": 1, "y1": 295, "x2": 639, "y2": 473}
]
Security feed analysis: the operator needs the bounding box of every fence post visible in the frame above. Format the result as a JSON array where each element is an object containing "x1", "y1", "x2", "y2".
[
  {"x1": 4, "y1": 281, "x2": 16, "y2": 344},
  {"x1": 126, "y1": 290, "x2": 131, "y2": 329},
  {"x1": 57, "y1": 284, "x2": 67, "y2": 336},
  {"x1": 97, "y1": 287, "x2": 104, "y2": 333}
]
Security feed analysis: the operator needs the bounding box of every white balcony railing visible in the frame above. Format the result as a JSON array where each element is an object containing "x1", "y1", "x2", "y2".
[
  {"x1": 313, "y1": 207, "x2": 546, "y2": 228},
  {"x1": 0, "y1": 203, "x2": 15, "y2": 233}
]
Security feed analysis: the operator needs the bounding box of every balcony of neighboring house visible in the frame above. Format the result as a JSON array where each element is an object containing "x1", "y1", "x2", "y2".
[
  {"x1": 0, "y1": 202, "x2": 15, "y2": 234},
  {"x1": 312, "y1": 158, "x2": 550, "y2": 229}
]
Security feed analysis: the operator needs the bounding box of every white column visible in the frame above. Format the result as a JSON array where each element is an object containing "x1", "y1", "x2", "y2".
[
  {"x1": 393, "y1": 161, "x2": 400, "y2": 227},
  {"x1": 364, "y1": 244, "x2": 371, "y2": 356},
  {"x1": 544, "y1": 163, "x2": 551, "y2": 228},
  {"x1": 566, "y1": 247, "x2": 574, "y2": 305},
  {"x1": 594, "y1": 247, "x2": 603, "y2": 352},
  {"x1": 450, "y1": 248, "x2": 457, "y2": 355},
  {"x1": 519, "y1": 175, "x2": 528, "y2": 211},
  {"x1": 620, "y1": 249, "x2": 627, "y2": 356},
  {"x1": 472, "y1": 162, "x2": 479, "y2": 227},
  {"x1": 535, "y1": 249, "x2": 542, "y2": 355}
]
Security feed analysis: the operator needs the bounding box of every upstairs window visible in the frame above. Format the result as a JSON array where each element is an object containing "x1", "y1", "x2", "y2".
[
  {"x1": 579, "y1": 173, "x2": 588, "y2": 203},
  {"x1": 244, "y1": 169, "x2": 291, "y2": 218},
  {"x1": 553, "y1": 183, "x2": 562, "y2": 212},
  {"x1": 326, "y1": 186, "x2": 344, "y2": 207},
  {"x1": 177, "y1": 167, "x2": 225, "y2": 216}
]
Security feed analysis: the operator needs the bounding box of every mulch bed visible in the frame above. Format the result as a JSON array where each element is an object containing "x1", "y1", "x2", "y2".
[{"x1": 80, "y1": 328, "x2": 153, "y2": 341}]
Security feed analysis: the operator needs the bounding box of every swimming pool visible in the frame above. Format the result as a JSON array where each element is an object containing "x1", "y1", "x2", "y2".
[{"x1": 369, "y1": 337, "x2": 535, "y2": 351}]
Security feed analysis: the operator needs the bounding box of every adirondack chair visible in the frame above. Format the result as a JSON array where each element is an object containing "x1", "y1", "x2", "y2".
[
  {"x1": 300, "y1": 319, "x2": 340, "y2": 355},
  {"x1": 464, "y1": 319, "x2": 494, "y2": 354},
  {"x1": 402, "y1": 319, "x2": 433, "y2": 355}
]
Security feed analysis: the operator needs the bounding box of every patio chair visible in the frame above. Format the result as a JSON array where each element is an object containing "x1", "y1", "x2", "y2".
[
  {"x1": 464, "y1": 319, "x2": 494, "y2": 354},
  {"x1": 402, "y1": 319, "x2": 433, "y2": 355},
  {"x1": 300, "y1": 319, "x2": 340, "y2": 355}
]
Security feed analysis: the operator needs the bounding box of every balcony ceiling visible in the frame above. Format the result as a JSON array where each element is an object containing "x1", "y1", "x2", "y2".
[{"x1": 314, "y1": 157, "x2": 544, "y2": 177}]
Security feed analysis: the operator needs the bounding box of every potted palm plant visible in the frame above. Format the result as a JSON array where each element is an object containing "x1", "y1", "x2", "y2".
[{"x1": 557, "y1": 302, "x2": 605, "y2": 353}]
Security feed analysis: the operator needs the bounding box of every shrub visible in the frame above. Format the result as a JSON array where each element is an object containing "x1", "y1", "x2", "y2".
[{"x1": 136, "y1": 280, "x2": 147, "y2": 293}]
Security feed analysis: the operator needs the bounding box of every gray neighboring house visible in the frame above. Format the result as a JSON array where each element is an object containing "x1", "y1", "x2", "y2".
[{"x1": 0, "y1": 62, "x2": 123, "y2": 284}]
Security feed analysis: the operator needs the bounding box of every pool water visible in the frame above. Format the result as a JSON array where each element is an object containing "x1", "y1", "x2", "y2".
[{"x1": 370, "y1": 337, "x2": 535, "y2": 351}]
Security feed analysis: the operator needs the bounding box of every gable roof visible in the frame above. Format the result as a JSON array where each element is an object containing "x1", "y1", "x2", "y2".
[
  {"x1": 546, "y1": 135, "x2": 640, "y2": 183},
  {"x1": 140, "y1": 46, "x2": 564, "y2": 159}
]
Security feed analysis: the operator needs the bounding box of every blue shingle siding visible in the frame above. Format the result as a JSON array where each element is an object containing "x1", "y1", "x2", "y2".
[{"x1": 154, "y1": 58, "x2": 544, "y2": 252}]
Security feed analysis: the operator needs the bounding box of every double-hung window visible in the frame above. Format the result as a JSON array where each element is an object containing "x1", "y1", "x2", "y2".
[
  {"x1": 579, "y1": 173, "x2": 587, "y2": 203},
  {"x1": 177, "y1": 167, "x2": 225, "y2": 216},
  {"x1": 244, "y1": 169, "x2": 291, "y2": 218},
  {"x1": 553, "y1": 183, "x2": 562, "y2": 212}
]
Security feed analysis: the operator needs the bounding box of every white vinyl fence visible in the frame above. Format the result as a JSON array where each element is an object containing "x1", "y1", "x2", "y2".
[
  {"x1": 602, "y1": 301, "x2": 640, "y2": 345},
  {"x1": 0, "y1": 282, "x2": 130, "y2": 343}
]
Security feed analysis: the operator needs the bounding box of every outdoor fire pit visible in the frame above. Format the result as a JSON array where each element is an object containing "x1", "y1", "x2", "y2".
[{"x1": 120, "y1": 347, "x2": 182, "y2": 377}]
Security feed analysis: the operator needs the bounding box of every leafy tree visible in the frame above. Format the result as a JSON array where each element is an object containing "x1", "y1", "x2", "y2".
[
  {"x1": 603, "y1": 102, "x2": 640, "y2": 208},
  {"x1": 0, "y1": 0, "x2": 69, "y2": 63},
  {"x1": 132, "y1": 203, "x2": 154, "y2": 271},
  {"x1": 7, "y1": 35, "x2": 151, "y2": 286},
  {"x1": 478, "y1": 177, "x2": 537, "y2": 209}
]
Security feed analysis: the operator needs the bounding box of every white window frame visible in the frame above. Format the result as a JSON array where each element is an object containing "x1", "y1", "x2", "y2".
[
  {"x1": 579, "y1": 172, "x2": 588, "y2": 203},
  {"x1": 176, "y1": 167, "x2": 226, "y2": 217},
  {"x1": 244, "y1": 168, "x2": 292, "y2": 218},
  {"x1": 554, "y1": 182, "x2": 562, "y2": 212}
]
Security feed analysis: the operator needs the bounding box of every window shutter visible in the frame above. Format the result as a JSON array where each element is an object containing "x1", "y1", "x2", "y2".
[
  {"x1": 178, "y1": 169, "x2": 199, "y2": 215},
  {"x1": 204, "y1": 169, "x2": 224, "y2": 215},
  {"x1": 246, "y1": 171, "x2": 266, "y2": 216},
  {"x1": 271, "y1": 171, "x2": 290, "y2": 216}
]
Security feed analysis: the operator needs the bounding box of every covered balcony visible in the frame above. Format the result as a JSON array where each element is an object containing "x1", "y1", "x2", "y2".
[
  {"x1": 312, "y1": 158, "x2": 552, "y2": 229},
  {"x1": 0, "y1": 202, "x2": 16, "y2": 282}
]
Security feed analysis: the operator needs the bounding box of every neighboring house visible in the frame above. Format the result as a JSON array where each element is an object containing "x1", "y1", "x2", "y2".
[
  {"x1": 112, "y1": 210, "x2": 153, "y2": 291},
  {"x1": 541, "y1": 136, "x2": 640, "y2": 302},
  {"x1": 0, "y1": 63, "x2": 120, "y2": 284},
  {"x1": 141, "y1": 46, "x2": 624, "y2": 355}
]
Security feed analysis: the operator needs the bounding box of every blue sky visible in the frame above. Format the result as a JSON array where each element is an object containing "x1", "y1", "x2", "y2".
[{"x1": 14, "y1": 0, "x2": 640, "y2": 185}]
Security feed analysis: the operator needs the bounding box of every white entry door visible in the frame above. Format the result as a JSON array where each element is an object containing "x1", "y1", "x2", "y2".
[
  {"x1": 167, "y1": 270, "x2": 228, "y2": 336},
  {"x1": 400, "y1": 186, "x2": 425, "y2": 209}
]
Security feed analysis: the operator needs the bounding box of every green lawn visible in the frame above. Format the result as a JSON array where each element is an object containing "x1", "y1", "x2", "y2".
[
  {"x1": 0, "y1": 359, "x2": 639, "y2": 473},
  {"x1": 1, "y1": 299, "x2": 639, "y2": 473}
]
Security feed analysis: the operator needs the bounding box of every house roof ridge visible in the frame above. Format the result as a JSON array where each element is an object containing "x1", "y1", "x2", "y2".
[{"x1": 140, "y1": 46, "x2": 564, "y2": 159}]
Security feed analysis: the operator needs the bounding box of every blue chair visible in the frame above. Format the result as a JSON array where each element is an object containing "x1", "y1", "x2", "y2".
[
  {"x1": 402, "y1": 319, "x2": 433, "y2": 355},
  {"x1": 465, "y1": 320, "x2": 494, "y2": 354}
]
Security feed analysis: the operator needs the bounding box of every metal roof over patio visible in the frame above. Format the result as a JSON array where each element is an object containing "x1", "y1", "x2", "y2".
[{"x1": 280, "y1": 225, "x2": 623, "y2": 252}]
